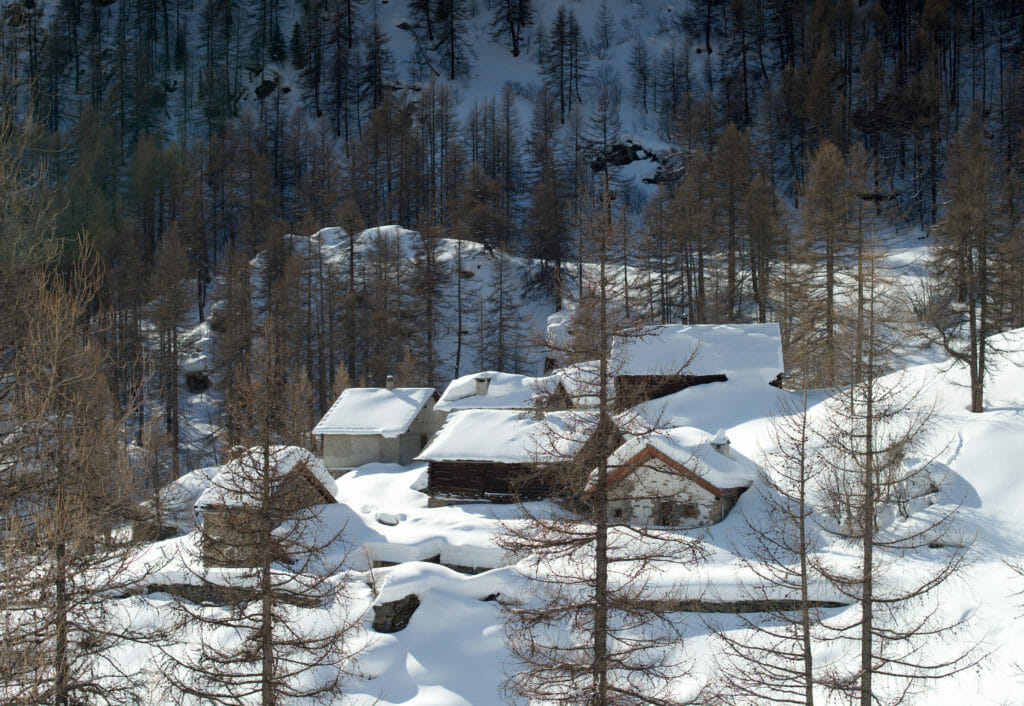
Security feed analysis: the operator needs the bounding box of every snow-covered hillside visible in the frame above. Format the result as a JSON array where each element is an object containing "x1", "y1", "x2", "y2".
[{"x1": 117, "y1": 323, "x2": 1024, "y2": 704}]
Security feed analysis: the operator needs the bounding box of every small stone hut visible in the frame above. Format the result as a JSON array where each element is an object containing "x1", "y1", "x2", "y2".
[
  {"x1": 313, "y1": 378, "x2": 445, "y2": 475},
  {"x1": 195, "y1": 446, "x2": 337, "y2": 567},
  {"x1": 592, "y1": 427, "x2": 755, "y2": 529}
]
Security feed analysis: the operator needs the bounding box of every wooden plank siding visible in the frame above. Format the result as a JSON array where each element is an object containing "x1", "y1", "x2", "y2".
[
  {"x1": 614, "y1": 373, "x2": 728, "y2": 410},
  {"x1": 426, "y1": 460, "x2": 559, "y2": 502}
]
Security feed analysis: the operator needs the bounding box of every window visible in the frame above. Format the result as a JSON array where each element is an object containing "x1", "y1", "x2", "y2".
[
  {"x1": 612, "y1": 507, "x2": 624, "y2": 518},
  {"x1": 659, "y1": 501, "x2": 698, "y2": 525},
  {"x1": 659, "y1": 501, "x2": 675, "y2": 526}
]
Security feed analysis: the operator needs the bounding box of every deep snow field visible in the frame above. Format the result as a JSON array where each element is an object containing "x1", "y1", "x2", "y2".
[
  {"x1": 338, "y1": 332, "x2": 1024, "y2": 705},
  {"x1": 128, "y1": 319, "x2": 1024, "y2": 704}
]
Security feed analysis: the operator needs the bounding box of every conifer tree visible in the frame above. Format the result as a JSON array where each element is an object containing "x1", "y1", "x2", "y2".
[
  {"x1": 360, "y1": 18, "x2": 395, "y2": 114},
  {"x1": 925, "y1": 113, "x2": 1005, "y2": 413},
  {"x1": 151, "y1": 229, "x2": 193, "y2": 479},
  {"x1": 711, "y1": 383, "x2": 825, "y2": 705},
  {"x1": 434, "y1": 0, "x2": 473, "y2": 80},
  {"x1": 490, "y1": 0, "x2": 533, "y2": 58},
  {"x1": 214, "y1": 245, "x2": 254, "y2": 438},
  {"x1": 409, "y1": 0, "x2": 435, "y2": 43},
  {"x1": 744, "y1": 172, "x2": 783, "y2": 323},
  {"x1": 160, "y1": 318, "x2": 360, "y2": 705},
  {"x1": 499, "y1": 189, "x2": 706, "y2": 705},
  {"x1": 587, "y1": 86, "x2": 622, "y2": 188},
  {"x1": 357, "y1": 226, "x2": 409, "y2": 383},
  {"x1": 593, "y1": 1, "x2": 615, "y2": 58},
  {"x1": 542, "y1": 6, "x2": 587, "y2": 123},
  {"x1": 0, "y1": 257, "x2": 160, "y2": 705},
  {"x1": 408, "y1": 226, "x2": 450, "y2": 387},
  {"x1": 629, "y1": 36, "x2": 652, "y2": 114},
  {"x1": 812, "y1": 238, "x2": 979, "y2": 704},
  {"x1": 713, "y1": 123, "x2": 751, "y2": 321},
  {"x1": 525, "y1": 83, "x2": 567, "y2": 309},
  {"x1": 786, "y1": 140, "x2": 854, "y2": 386},
  {"x1": 483, "y1": 244, "x2": 528, "y2": 373},
  {"x1": 670, "y1": 149, "x2": 714, "y2": 323}
]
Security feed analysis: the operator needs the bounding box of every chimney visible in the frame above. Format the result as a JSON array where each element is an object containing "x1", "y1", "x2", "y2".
[
  {"x1": 385, "y1": 374, "x2": 395, "y2": 390},
  {"x1": 475, "y1": 375, "x2": 491, "y2": 396},
  {"x1": 710, "y1": 429, "x2": 731, "y2": 458}
]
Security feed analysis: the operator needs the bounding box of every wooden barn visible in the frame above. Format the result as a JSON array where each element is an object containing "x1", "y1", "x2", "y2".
[
  {"x1": 592, "y1": 428, "x2": 755, "y2": 529},
  {"x1": 313, "y1": 377, "x2": 445, "y2": 475},
  {"x1": 610, "y1": 323, "x2": 784, "y2": 409},
  {"x1": 194, "y1": 446, "x2": 337, "y2": 567},
  {"x1": 417, "y1": 409, "x2": 600, "y2": 505},
  {"x1": 613, "y1": 373, "x2": 729, "y2": 410}
]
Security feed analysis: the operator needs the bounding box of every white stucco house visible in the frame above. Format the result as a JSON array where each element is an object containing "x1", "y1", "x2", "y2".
[
  {"x1": 313, "y1": 377, "x2": 446, "y2": 475},
  {"x1": 592, "y1": 427, "x2": 756, "y2": 529}
]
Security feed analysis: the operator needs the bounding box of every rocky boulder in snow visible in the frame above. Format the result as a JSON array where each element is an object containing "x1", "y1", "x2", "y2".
[
  {"x1": 184, "y1": 370, "x2": 210, "y2": 394},
  {"x1": 590, "y1": 140, "x2": 657, "y2": 173},
  {"x1": 372, "y1": 593, "x2": 421, "y2": 633}
]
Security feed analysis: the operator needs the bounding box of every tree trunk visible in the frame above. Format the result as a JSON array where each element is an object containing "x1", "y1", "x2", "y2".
[{"x1": 54, "y1": 541, "x2": 70, "y2": 706}]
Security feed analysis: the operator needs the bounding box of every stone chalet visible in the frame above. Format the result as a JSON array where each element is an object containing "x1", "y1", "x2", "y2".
[
  {"x1": 313, "y1": 376, "x2": 446, "y2": 475},
  {"x1": 589, "y1": 427, "x2": 756, "y2": 529}
]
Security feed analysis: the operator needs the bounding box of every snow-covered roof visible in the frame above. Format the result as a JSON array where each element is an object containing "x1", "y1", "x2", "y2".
[
  {"x1": 600, "y1": 427, "x2": 757, "y2": 492},
  {"x1": 612, "y1": 323, "x2": 783, "y2": 380},
  {"x1": 435, "y1": 371, "x2": 563, "y2": 412},
  {"x1": 153, "y1": 465, "x2": 219, "y2": 514},
  {"x1": 613, "y1": 324, "x2": 786, "y2": 429},
  {"x1": 417, "y1": 409, "x2": 596, "y2": 464},
  {"x1": 313, "y1": 387, "x2": 437, "y2": 438},
  {"x1": 196, "y1": 445, "x2": 338, "y2": 509}
]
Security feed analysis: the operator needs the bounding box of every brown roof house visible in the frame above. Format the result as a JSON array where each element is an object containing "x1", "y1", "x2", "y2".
[
  {"x1": 194, "y1": 446, "x2": 338, "y2": 567},
  {"x1": 590, "y1": 427, "x2": 756, "y2": 529},
  {"x1": 313, "y1": 376, "x2": 446, "y2": 475},
  {"x1": 416, "y1": 408, "x2": 598, "y2": 506}
]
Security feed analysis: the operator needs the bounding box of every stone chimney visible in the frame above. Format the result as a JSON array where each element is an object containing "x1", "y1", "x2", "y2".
[
  {"x1": 385, "y1": 374, "x2": 395, "y2": 390},
  {"x1": 710, "y1": 428, "x2": 731, "y2": 458},
  {"x1": 475, "y1": 375, "x2": 491, "y2": 396}
]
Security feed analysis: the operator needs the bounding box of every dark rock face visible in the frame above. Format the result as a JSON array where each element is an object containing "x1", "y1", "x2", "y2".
[
  {"x1": 591, "y1": 140, "x2": 658, "y2": 173},
  {"x1": 372, "y1": 594, "x2": 421, "y2": 633},
  {"x1": 255, "y1": 77, "x2": 277, "y2": 100},
  {"x1": 184, "y1": 370, "x2": 211, "y2": 394}
]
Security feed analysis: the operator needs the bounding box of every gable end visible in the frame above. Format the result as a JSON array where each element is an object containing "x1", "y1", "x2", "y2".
[{"x1": 605, "y1": 445, "x2": 746, "y2": 498}]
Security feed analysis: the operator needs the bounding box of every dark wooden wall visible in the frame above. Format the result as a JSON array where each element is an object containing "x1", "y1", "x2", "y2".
[
  {"x1": 426, "y1": 461, "x2": 554, "y2": 502},
  {"x1": 614, "y1": 374, "x2": 728, "y2": 409}
]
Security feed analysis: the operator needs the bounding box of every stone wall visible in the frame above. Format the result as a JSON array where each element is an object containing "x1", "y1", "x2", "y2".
[
  {"x1": 606, "y1": 456, "x2": 723, "y2": 529},
  {"x1": 323, "y1": 434, "x2": 389, "y2": 471},
  {"x1": 322, "y1": 401, "x2": 445, "y2": 471}
]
